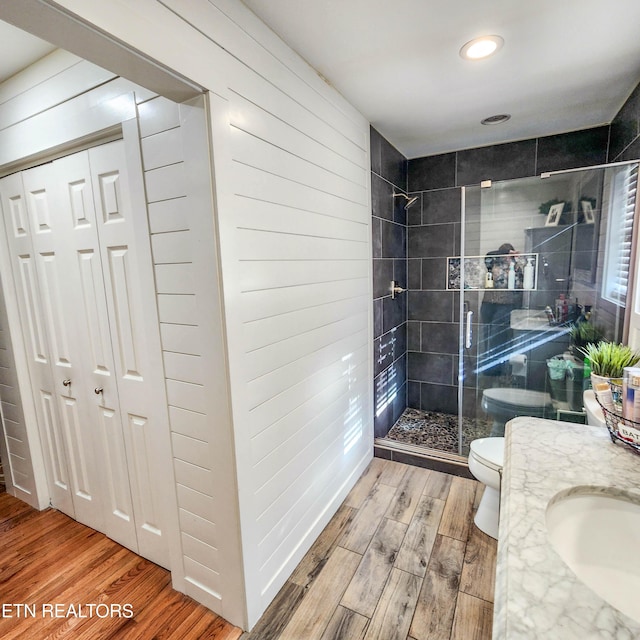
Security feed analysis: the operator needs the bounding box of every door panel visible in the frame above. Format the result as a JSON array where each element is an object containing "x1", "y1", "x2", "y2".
[
  {"x1": 0, "y1": 172, "x2": 74, "y2": 517},
  {"x1": 17, "y1": 255, "x2": 48, "y2": 364},
  {"x1": 68, "y1": 177, "x2": 93, "y2": 229},
  {"x1": 6, "y1": 192, "x2": 29, "y2": 238},
  {"x1": 97, "y1": 402, "x2": 138, "y2": 550},
  {"x1": 128, "y1": 412, "x2": 160, "y2": 534},
  {"x1": 39, "y1": 389, "x2": 70, "y2": 493},
  {"x1": 76, "y1": 249, "x2": 112, "y2": 374},
  {"x1": 22, "y1": 162, "x2": 103, "y2": 527},
  {"x1": 53, "y1": 149, "x2": 138, "y2": 552},
  {"x1": 38, "y1": 252, "x2": 72, "y2": 367},
  {"x1": 106, "y1": 246, "x2": 143, "y2": 380},
  {"x1": 59, "y1": 394, "x2": 95, "y2": 504},
  {"x1": 89, "y1": 140, "x2": 170, "y2": 567},
  {"x1": 27, "y1": 187, "x2": 52, "y2": 234}
]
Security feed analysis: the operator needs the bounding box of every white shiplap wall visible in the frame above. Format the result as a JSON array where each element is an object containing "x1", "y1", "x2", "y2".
[
  {"x1": 4, "y1": 0, "x2": 374, "y2": 629},
  {"x1": 0, "y1": 283, "x2": 37, "y2": 501},
  {"x1": 165, "y1": 2, "x2": 374, "y2": 624},
  {"x1": 137, "y1": 94, "x2": 245, "y2": 619}
]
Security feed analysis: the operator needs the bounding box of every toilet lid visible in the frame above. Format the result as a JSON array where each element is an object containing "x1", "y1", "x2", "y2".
[
  {"x1": 470, "y1": 437, "x2": 505, "y2": 471},
  {"x1": 483, "y1": 387, "x2": 552, "y2": 408}
]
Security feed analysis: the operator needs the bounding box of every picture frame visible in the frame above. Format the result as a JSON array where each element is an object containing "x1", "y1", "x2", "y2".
[
  {"x1": 581, "y1": 200, "x2": 595, "y2": 224},
  {"x1": 545, "y1": 202, "x2": 564, "y2": 227}
]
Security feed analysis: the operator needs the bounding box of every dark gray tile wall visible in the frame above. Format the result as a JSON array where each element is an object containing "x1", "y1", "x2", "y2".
[
  {"x1": 610, "y1": 82, "x2": 640, "y2": 162},
  {"x1": 405, "y1": 124, "x2": 622, "y2": 414},
  {"x1": 371, "y1": 127, "x2": 408, "y2": 437}
]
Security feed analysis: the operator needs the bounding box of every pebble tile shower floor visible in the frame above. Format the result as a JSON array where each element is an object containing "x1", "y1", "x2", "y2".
[{"x1": 384, "y1": 408, "x2": 493, "y2": 456}]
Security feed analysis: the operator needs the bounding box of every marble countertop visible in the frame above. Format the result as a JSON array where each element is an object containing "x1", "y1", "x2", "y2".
[{"x1": 494, "y1": 417, "x2": 640, "y2": 639}]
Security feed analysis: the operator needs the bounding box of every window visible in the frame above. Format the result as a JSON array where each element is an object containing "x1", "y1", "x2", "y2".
[{"x1": 602, "y1": 164, "x2": 638, "y2": 306}]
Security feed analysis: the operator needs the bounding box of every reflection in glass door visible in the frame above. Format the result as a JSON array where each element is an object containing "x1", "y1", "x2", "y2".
[{"x1": 459, "y1": 163, "x2": 638, "y2": 455}]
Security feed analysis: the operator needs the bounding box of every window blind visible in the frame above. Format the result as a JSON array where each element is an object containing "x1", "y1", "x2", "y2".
[{"x1": 603, "y1": 164, "x2": 638, "y2": 306}]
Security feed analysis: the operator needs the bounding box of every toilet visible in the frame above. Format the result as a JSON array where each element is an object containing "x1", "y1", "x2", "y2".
[
  {"x1": 482, "y1": 387, "x2": 554, "y2": 436},
  {"x1": 468, "y1": 436, "x2": 505, "y2": 539}
]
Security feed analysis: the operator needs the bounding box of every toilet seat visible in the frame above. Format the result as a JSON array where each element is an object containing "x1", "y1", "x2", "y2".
[
  {"x1": 469, "y1": 437, "x2": 505, "y2": 471},
  {"x1": 482, "y1": 388, "x2": 552, "y2": 414}
]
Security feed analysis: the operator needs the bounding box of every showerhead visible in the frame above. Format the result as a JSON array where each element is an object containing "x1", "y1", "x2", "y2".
[
  {"x1": 393, "y1": 191, "x2": 419, "y2": 210},
  {"x1": 405, "y1": 195, "x2": 419, "y2": 208}
]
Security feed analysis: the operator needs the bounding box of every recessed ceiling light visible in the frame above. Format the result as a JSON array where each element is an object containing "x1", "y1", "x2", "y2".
[
  {"x1": 460, "y1": 35, "x2": 504, "y2": 60},
  {"x1": 481, "y1": 114, "x2": 511, "y2": 125}
]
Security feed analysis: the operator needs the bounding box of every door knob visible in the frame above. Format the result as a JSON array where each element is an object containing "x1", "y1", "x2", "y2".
[
  {"x1": 62, "y1": 379, "x2": 71, "y2": 387},
  {"x1": 94, "y1": 387, "x2": 103, "y2": 395}
]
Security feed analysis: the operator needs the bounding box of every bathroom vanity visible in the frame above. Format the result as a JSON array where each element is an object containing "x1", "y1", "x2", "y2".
[{"x1": 494, "y1": 417, "x2": 640, "y2": 639}]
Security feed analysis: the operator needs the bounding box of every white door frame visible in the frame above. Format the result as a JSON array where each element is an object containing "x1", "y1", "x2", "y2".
[{"x1": 0, "y1": 0, "x2": 203, "y2": 104}]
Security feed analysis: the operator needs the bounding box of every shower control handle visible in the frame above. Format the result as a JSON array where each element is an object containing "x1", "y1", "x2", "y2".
[
  {"x1": 390, "y1": 280, "x2": 406, "y2": 299},
  {"x1": 465, "y1": 311, "x2": 473, "y2": 349}
]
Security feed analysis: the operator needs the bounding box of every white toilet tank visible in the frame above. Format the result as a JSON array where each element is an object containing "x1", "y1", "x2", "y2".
[{"x1": 583, "y1": 390, "x2": 605, "y2": 428}]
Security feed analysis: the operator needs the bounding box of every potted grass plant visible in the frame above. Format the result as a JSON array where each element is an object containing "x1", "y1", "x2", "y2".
[
  {"x1": 580, "y1": 342, "x2": 640, "y2": 395},
  {"x1": 568, "y1": 322, "x2": 605, "y2": 356}
]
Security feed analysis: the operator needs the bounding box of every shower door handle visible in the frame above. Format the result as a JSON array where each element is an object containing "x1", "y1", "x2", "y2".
[{"x1": 465, "y1": 311, "x2": 473, "y2": 349}]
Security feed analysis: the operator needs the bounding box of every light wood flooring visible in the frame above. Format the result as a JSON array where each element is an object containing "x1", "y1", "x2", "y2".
[
  {"x1": 242, "y1": 457, "x2": 497, "y2": 640},
  {"x1": 0, "y1": 492, "x2": 242, "y2": 640}
]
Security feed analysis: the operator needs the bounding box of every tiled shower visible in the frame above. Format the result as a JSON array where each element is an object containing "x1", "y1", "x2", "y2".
[{"x1": 372, "y1": 80, "x2": 640, "y2": 450}]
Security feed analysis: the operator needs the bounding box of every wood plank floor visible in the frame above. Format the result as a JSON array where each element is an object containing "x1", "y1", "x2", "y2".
[
  {"x1": 242, "y1": 457, "x2": 497, "y2": 640},
  {"x1": 0, "y1": 492, "x2": 242, "y2": 640}
]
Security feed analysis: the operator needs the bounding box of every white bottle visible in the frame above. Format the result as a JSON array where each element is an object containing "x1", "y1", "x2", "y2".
[
  {"x1": 523, "y1": 258, "x2": 534, "y2": 290},
  {"x1": 507, "y1": 262, "x2": 516, "y2": 289}
]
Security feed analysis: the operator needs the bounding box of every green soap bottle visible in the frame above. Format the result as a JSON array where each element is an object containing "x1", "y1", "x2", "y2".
[{"x1": 583, "y1": 355, "x2": 591, "y2": 390}]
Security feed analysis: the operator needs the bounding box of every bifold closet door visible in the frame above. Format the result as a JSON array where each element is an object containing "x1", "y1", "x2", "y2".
[
  {"x1": 0, "y1": 170, "x2": 77, "y2": 519},
  {"x1": 50, "y1": 148, "x2": 142, "y2": 554},
  {"x1": 0, "y1": 140, "x2": 171, "y2": 567},
  {"x1": 85, "y1": 140, "x2": 172, "y2": 568}
]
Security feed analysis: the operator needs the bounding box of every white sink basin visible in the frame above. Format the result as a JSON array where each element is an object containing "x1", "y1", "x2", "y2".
[
  {"x1": 510, "y1": 309, "x2": 567, "y2": 331},
  {"x1": 546, "y1": 487, "x2": 640, "y2": 622}
]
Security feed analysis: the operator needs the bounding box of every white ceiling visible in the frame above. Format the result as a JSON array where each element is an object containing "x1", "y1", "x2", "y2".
[
  {"x1": 3, "y1": 3, "x2": 640, "y2": 160},
  {"x1": 241, "y1": 0, "x2": 640, "y2": 158}
]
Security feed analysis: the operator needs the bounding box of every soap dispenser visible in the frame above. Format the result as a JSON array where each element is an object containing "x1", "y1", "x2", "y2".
[
  {"x1": 507, "y1": 261, "x2": 516, "y2": 290},
  {"x1": 523, "y1": 258, "x2": 534, "y2": 290}
]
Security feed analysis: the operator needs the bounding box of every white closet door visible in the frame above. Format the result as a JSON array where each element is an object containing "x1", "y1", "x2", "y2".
[
  {"x1": 1, "y1": 139, "x2": 172, "y2": 569},
  {"x1": 52, "y1": 150, "x2": 139, "y2": 553},
  {"x1": 20, "y1": 162, "x2": 107, "y2": 532},
  {"x1": 88, "y1": 139, "x2": 171, "y2": 568},
  {"x1": 0, "y1": 172, "x2": 75, "y2": 517}
]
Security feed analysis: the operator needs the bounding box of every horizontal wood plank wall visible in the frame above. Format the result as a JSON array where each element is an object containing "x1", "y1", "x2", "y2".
[
  {"x1": 156, "y1": 0, "x2": 374, "y2": 627},
  {"x1": 0, "y1": 284, "x2": 35, "y2": 499},
  {"x1": 138, "y1": 93, "x2": 244, "y2": 620}
]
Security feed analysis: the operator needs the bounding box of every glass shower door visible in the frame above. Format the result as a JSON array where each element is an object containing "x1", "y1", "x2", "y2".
[
  {"x1": 459, "y1": 163, "x2": 638, "y2": 455},
  {"x1": 459, "y1": 177, "x2": 568, "y2": 454}
]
